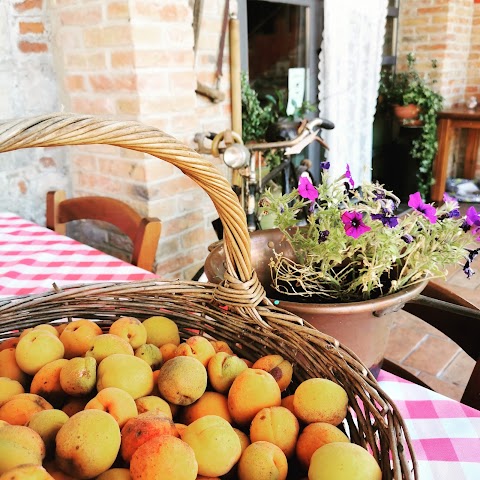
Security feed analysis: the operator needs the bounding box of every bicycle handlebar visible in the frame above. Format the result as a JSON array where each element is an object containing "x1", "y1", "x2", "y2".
[{"x1": 246, "y1": 117, "x2": 334, "y2": 152}]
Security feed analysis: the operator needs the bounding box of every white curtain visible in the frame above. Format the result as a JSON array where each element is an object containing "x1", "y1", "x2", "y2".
[{"x1": 318, "y1": 0, "x2": 388, "y2": 184}]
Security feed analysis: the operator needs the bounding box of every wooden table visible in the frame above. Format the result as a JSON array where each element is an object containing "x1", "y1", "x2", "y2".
[{"x1": 431, "y1": 106, "x2": 480, "y2": 201}]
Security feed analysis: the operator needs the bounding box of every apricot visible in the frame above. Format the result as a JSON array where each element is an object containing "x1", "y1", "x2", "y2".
[
  {"x1": 135, "y1": 395, "x2": 173, "y2": 418},
  {"x1": 296, "y1": 422, "x2": 350, "y2": 470},
  {"x1": 157, "y1": 356, "x2": 207, "y2": 406},
  {"x1": 182, "y1": 415, "x2": 242, "y2": 477},
  {"x1": 59, "y1": 357, "x2": 97, "y2": 396},
  {"x1": 0, "y1": 348, "x2": 29, "y2": 387},
  {"x1": 0, "y1": 338, "x2": 19, "y2": 351},
  {"x1": 252, "y1": 354, "x2": 293, "y2": 392},
  {"x1": 0, "y1": 377, "x2": 24, "y2": 407},
  {"x1": 135, "y1": 343, "x2": 163, "y2": 369},
  {"x1": 308, "y1": 442, "x2": 382, "y2": 480},
  {"x1": 130, "y1": 434, "x2": 198, "y2": 480},
  {"x1": 0, "y1": 393, "x2": 53, "y2": 425},
  {"x1": 85, "y1": 333, "x2": 134, "y2": 362},
  {"x1": 26, "y1": 409, "x2": 69, "y2": 458},
  {"x1": 59, "y1": 319, "x2": 102, "y2": 359},
  {"x1": 85, "y1": 387, "x2": 138, "y2": 427},
  {"x1": 293, "y1": 378, "x2": 348, "y2": 425},
  {"x1": 174, "y1": 336, "x2": 216, "y2": 367},
  {"x1": 55, "y1": 409, "x2": 121, "y2": 479},
  {"x1": 234, "y1": 427, "x2": 251, "y2": 453},
  {"x1": 159, "y1": 343, "x2": 178, "y2": 363},
  {"x1": 109, "y1": 316, "x2": 147, "y2": 349},
  {"x1": 181, "y1": 391, "x2": 232, "y2": 425},
  {"x1": 97, "y1": 353, "x2": 154, "y2": 400},
  {"x1": 33, "y1": 324, "x2": 59, "y2": 337},
  {"x1": 96, "y1": 468, "x2": 132, "y2": 479},
  {"x1": 30, "y1": 359, "x2": 69, "y2": 408},
  {"x1": 61, "y1": 397, "x2": 90, "y2": 417},
  {"x1": 250, "y1": 406, "x2": 300, "y2": 458},
  {"x1": 281, "y1": 394, "x2": 295, "y2": 415},
  {"x1": 142, "y1": 316, "x2": 180, "y2": 347},
  {"x1": 0, "y1": 464, "x2": 54, "y2": 479},
  {"x1": 120, "y1": 411, "x2": 179, "y2": 463},
  {"x1": 237, "y1": 441, "x2": 288, "y2": 480},
  {"x1": 207, "y1": 352, "x2": 248, "y2": 394},
  {"x1": 227, "y1": 369, "x2": 281, "y2": 426},
  {"x1": 0, "y1": 423, "x2": 46, "y2": 474},
  {"x1": 210, "y1": 340, "x2": 234, "y2": 354}
]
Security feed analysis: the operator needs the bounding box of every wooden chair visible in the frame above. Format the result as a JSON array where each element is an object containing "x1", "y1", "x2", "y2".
[
  {"x1": 383, "y1": 280, "x2": 480, "y2": 411},
  {"x1": 46, "y1": 191, "x2": 161, "y2": 272}
]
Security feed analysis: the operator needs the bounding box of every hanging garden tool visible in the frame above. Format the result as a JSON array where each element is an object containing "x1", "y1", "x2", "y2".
[{"x1": 193, "y1": 0, "x2": 229, "y2": 103}]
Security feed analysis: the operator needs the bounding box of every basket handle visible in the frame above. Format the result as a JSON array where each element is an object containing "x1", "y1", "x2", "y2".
[{"x1": 0, "y1": 113, "x2": 268, "y2": 316}]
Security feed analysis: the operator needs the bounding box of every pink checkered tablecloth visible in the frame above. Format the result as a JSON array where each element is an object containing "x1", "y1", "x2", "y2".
[
  {"x1": 0, "y1": 212, "x2": 479, "y2": 478},
  {"x1": 0, "y1": 211, "x2": 157, "y2": 297}
]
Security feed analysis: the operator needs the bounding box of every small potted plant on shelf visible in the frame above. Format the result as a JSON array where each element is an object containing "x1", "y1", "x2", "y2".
[{"x1": 378, "y1": 52, "x2": 444, "y2": 199}]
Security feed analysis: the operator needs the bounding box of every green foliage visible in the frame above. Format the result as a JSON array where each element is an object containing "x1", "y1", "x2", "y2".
[
  {"x1": 378, "y1": 53, "x2": 444, "y2": 199},
  {"x1": 240, "y1": 72, "x2": 277, "y2": 144},
  {"x1": 261, "y1": 170, "x2": 476, "y2": 303}
]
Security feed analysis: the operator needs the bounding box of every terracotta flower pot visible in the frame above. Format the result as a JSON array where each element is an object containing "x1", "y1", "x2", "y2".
[
  {"x1": 204, "y1": 228, "x2": 427, "y2": 377},
  {"x1": 392, "y1": 103, "x2": 423, "y2": 126}
]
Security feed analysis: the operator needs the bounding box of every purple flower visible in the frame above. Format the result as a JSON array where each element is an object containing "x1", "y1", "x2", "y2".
[
  {"x1": 341, "y1": 211, "x2": 371, "y2": 239},
  {"x1": 442, "y1": 193, "x2": 460, "y2": 217},
  {"x1": 298, "y1": 176, "x2": 318, "y2": 202},
  {"x1": 320, "y1": 161, "x2": 330, "y2": 170},
  {"x1": 371, "y1": 213, "x2": 398, "y2": 228},
  {"x1": 345, "y1": 164, "x2": 355, "y2": 188},
  {"x1": 408, "y1": 192, "x2": 437, "y2": 224},
  {"x1": 465, "y1": 206, "x2": 480, "y2": 227},
  {"x1": 318, "y1": 230, "x2": 329, "y2": 243},
  {"x1": 401, "y1": 234, "x2": 414, "y2": 244}
]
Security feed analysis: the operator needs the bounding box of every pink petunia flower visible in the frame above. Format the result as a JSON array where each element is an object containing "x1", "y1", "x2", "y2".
[
  {"x1": 341, "y1": 211, "x2": 371, "y2": 239},
  {"x1": 408, "y1": 192, "x2": 437, "y2": 224},
  {"x1": 298, "y1": 176, "x2": 318, "y2": 202}
]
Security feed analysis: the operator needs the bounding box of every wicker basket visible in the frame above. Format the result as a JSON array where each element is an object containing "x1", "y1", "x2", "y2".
[{"x1": 0, "y1": 113, "x2": 416, "y2": 479}]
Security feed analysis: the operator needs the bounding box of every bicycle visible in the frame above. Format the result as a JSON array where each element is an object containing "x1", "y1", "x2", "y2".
[{"x1": 194, "y1": 117, "x2": 335, "y2": 233}]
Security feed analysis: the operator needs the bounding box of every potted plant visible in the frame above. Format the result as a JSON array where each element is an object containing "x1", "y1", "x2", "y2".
[
  {"x1": 204, "y1": 163, "x2": 480, "y2": 375},
  {"x1": 378, "y1": 52, "x2": 444, "y2": 199}
]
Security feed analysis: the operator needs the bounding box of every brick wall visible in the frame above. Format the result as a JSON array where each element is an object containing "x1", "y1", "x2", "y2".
[
  {"x1": 0, "y1": 0, "x2": 67, "y2": 221},
  {"x1": 2, "y1": 0, "x2": 234, "y2": 280},
  {"x1": 397, "y1": 0, "x2": 480, "y2": 180}
]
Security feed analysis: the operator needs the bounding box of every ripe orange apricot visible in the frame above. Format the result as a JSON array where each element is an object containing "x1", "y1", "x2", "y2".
[
  {"x1": 129, "y1": 434, "x2": 198, "y2": 480},
  {"x1": 249, "y1": 406, "x2": 299, "y2": 458},
  {"x1": 252, "y1": 354, "x2": 293, "y2": 392},
  {"x1": 181, "y1": 415, "x2": 242, "y2": 477},
  {"x1": 30, "y1": 359, "x2": 69, "y2": 408},
  {"x1": 308, "y1": 442, "x2": 382, "y2": 480},
  {"x1": 293, "y1": 378, "x2": 348, "y2": 425},
  {"x1": 0, "y1": 393, "x2": 53, "y2": 425},
  {"x1": 59, "y1": 319, "x2": 102, "y2": 359},
  {"x1": 181, "y1": 391, "x2": 232, "y2": 425},
  {"x1": 296, "y1": 422, "x2": 350, "y2": 470},
  {"x1": 120, "y1": 411, "x2": 179, "y2": 463},
  {"x1": 237, "y1": 441, "x2": 288, "y2": 480},
  {"x1": 174, "y1": 336, "x2": 216, "y2": 367},
  {"x1": 227, "y1": 369, "x2": 281, "y2": 426}
]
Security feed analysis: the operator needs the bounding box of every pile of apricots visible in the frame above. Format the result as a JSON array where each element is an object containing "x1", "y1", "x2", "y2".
[{"x1": 0, "y1": 315, "x2": 382, "y2": 480}]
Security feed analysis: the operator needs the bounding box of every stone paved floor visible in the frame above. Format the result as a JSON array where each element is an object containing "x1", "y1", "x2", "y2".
[{"x1": 385, "y1": 203, "x2": 480, "y2": 402}]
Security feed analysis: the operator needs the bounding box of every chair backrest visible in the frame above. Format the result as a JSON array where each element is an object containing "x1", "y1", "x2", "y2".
[
  {"x1": 46, "y1": 191, "x2": 161, "y2": 272},
  {"x1": 384, "y1": 280, "x2": 480, "y2": 411}
]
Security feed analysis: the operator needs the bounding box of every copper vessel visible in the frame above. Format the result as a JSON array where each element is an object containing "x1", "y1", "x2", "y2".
[{"x1": 204, "y1": 228, "x2": 427, "y2": 377}]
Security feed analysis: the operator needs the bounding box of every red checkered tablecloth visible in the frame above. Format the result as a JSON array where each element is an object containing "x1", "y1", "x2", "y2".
[
  {"x1": 0, "y1": 212, "x2": 157, "y2": 297},
  {"x1": 0, "y1": 212, "x2": 479, "y2": 478}
]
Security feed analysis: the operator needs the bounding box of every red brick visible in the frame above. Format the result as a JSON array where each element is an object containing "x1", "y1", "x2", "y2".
[
  {"x1": 18, "y1": 41, "x2": 47, "y2": 53},
  {"x1": 15, "y1": 0, "x2": 41, "y2": 12},
  {"x1": 19, "y1": 22, "x2": 44, "y2": 35},
  {"x1": 107, "y1": 1, "x2": 130, "y2": 19},
  {"x1": 65, "y1": 75, "x2": 85, "y2": 91},
  {"x1": 60, "y1": 6, "x2": 102, "y2": 26},
  {"x1": 89, "y1": 74, "x2": 136, "y2": 92}
]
